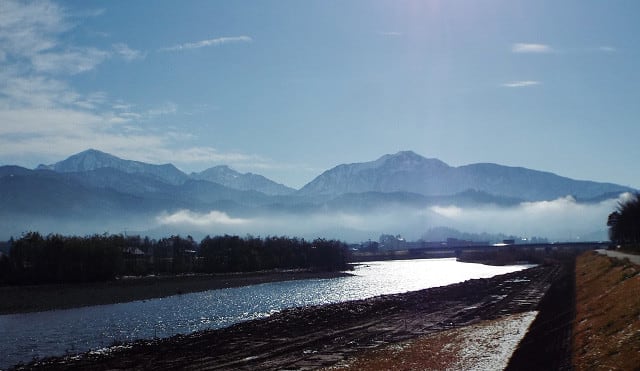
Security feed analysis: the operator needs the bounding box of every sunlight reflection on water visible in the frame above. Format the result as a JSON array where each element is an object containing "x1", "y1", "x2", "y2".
[{"x1": 0, "y1": 258, "x2": 532, "y2": 368}]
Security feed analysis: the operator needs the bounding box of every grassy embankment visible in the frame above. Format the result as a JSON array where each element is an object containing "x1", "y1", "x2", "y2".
[{"x1": 573, "y1": 251, "x2": 640, "y2": 370}]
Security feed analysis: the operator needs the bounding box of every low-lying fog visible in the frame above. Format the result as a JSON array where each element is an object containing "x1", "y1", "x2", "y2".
[
  {"x1": 152, "y1": 193, "x2": 629, "y2": 243},
  {"x1": 4, "y1": 193, "x2": 628, "y2": 243}
]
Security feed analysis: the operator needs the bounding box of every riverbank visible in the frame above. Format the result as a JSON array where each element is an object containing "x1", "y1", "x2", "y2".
[
  {"x1": 20, "y1": 263, "x2": 562, "y2": 370},
  {"x1": 330, "y1": 311, "x2": 539, "y2": 370},
  {"x1": 15, "y1": 251, "x2": 640, "y2": 370},
  {"x1": 337, "y1": 251, "x2": 640, "y2": 371},
  {"x1": 0, "y1": 270, "x2": 351, "y2": 315},
  {"x1": 332, "y1": 256, "x2": 576, "y2": 371}
]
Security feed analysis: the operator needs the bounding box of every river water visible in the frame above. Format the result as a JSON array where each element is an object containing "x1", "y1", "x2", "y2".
[{"x1": 0, "y1": 258, "x2": 532, "y2": 369}]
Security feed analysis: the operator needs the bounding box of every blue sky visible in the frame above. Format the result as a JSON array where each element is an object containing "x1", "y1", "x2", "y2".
[{"x1": 1, "y1": 0, "x2": 639, "y2": 189}]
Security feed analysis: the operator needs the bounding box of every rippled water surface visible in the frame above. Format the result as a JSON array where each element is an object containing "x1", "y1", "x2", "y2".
[{"x1": 0, "y1": 258, "x2": 532, "y2": 368}]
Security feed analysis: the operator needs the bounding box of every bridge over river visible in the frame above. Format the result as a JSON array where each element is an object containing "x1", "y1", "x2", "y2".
[{"x1": 351, "y1": 242, "x2": 608, "y2": 265}]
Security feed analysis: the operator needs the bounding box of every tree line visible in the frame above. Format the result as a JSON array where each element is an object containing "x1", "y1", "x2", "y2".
[
  {"x1": 0, "y1": 232, "x2": 350, "y2": 285},
  {"x1": 608, "y1": 192, "x2": 640, "y2": 249}
]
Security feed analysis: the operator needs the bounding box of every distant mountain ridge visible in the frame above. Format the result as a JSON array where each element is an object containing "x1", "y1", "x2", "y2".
[
  {"x1": 38, "y1": 149, "x2": 188, "y2": 186},
  {"x1": 191, "y1": 165, "x2": 294, "y2": 196},
  {"x1": 298, "y1": 150, "x2": 634, "y2": 201},
  {"x1": 13, "y1": 149, "x2": 637, "y2": 202},
  {"x1": 0, "y1": 149, "x2": 634, "y2": 240},
  {"x1": 37, "y1": 149, "x2": 292, "y2": 195}
]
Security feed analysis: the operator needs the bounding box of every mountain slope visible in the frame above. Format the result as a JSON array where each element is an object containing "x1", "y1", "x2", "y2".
[
  {"x1": 191, "y1": 166, "x2": 294, "y2": 196},
  {"x1": 298, "y1": 151, "x2": 451, "y2": 196},
  {"x1": 39, "y1": 149, "x2": 189, "y2": 186},
  {"x1": 0, "y1": 166, "x2": 272, "y2": 226},
  {"x1": 299, "y1": 151, "x2": 634, "y2": 201},
  {"x1": 41, "y1": 149, "x2": 293, "y2": 195},
  {"x1": 453, "y1": 162, "x2": 631, "y2": 201},
  {"x1": 0, "y1": 168, "x2": 155, "y2": 217}
]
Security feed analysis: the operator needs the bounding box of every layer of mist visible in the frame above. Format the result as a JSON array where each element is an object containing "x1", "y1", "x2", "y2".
[
  {"x1": 149, "y1": 193, "x2": 629, "y2": 242},
  {"x1": 3, "y1": 193, "x2": 625, "y2": 243}
]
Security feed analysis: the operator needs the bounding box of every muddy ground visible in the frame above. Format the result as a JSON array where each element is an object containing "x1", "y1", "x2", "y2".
[{"x1": 19, "y1": 260, "x2": 572, "y2": 370}]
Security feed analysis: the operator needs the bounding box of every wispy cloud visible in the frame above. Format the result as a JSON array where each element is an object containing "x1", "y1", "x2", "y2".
[
  {"x1": 31, "y1": 48, "x2": 110, "y2": 75},
  {"x1": 157, "y1": 210, "x2": 249, "y2": 227},
  {"x1": 597, "y1": 46, "x2": 616, "y2": 53},
  {"x1": 511, "y1": 43, "x2": 552, "y2": 54},
  {"x1": 160, "y1": 36, "x2": 253, "y2": 52},
  {"x1": 68, "y1": 7, "x2": 105, "y2": 18},
  {"x1": 501, "y1": 80, "x2": 541, "y2": 88},
  {"x1": 0, "y1": 0, "x2": 142, "y2": 75},
  {"x1": 379, "y1": 31, "x2": 403, "y2": 37},
  {"x1": 112, "y1": 43, "x2": 145, "y2": 61},
  {"x1": 0, "y1": 0, "x2": 263, "y2": 175},
  {"x1": 0, "y1": 0, "x2": 68, "y2": 58},
  {"x1": 29, "y1": 44, "x2": 143, "y2": 74},
  {"x1": 513, "y1": 42, "x2": 617, "y2": 55},
  {"x1": 146, "y1": 102, "x2": 178, "y2": 116}
]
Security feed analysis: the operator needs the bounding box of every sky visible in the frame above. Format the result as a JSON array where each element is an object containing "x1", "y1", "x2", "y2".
[{"x1": 1, "y1": 0, "x2": 639, "y2": 189}]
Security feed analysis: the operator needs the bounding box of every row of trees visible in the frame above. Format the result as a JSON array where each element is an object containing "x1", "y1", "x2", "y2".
[
  {"x1": 199, "y1": 235, "x2": 348, "y2": 273},
  {"x1": 2, "y1": 232, "x2": 124, "y2": 284},
  {"x1": 0, "y1": 233, "x2": 350, "y2": 285}
]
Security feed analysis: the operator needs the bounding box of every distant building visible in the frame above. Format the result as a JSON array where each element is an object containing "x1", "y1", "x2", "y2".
[{"x1": 379, "y1": 234, "x2": 406, "y2": 250}]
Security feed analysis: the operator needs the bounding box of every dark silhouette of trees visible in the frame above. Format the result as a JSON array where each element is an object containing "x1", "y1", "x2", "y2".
[
  {"x1": 0, "y1": 250, "x2": 10, "y2": 283},
  {"x1": 153, "y1": 235, "x2": 197, "y2": 273},
  {"x1": 608, "y1": 193, "x2": 640, "y2": 248},
  {"x1": 6, "y1": 232, "x2": 124, "y2": 284},
  {"x1": 0, "y1": 233, "x2": 350, "y2": 285},
  {"x1": 199, "y1": 235, "x2": 349, "y2": 273}
]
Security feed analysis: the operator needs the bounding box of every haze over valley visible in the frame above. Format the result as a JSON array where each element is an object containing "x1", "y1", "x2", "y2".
[{"x1": 1, "y1": 149, "x2": 633, "y2": 242}]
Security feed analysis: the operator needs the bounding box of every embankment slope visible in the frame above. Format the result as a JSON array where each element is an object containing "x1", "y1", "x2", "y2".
[{"x1": 573, "y1": 251, "x2": 640, "y2": 370}]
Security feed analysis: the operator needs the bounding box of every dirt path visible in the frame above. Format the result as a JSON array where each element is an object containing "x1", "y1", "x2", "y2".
[
  {"x1": 24, "y1": 263, "x2": 565, "y2": 370},
  {"x1": 596, "y1": 248, "x2": 640, "y2": 265}
]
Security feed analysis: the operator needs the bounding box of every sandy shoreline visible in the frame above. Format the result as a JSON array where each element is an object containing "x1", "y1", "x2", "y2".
[{"x1": 0, "y1": 270, "x2": 351, "y2": 315}]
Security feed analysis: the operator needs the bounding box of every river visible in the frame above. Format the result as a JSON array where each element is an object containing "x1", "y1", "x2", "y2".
[{"x1": 0, "y1": 258, "x2": 533, "y2": 369}]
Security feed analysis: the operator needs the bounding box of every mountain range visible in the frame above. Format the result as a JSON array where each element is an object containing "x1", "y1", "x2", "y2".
[
  {"x1": 0, "y1": 149, "x2": 634, "y2": 240},
  {"x1": 299, "y1": 150, "x2": 632, "y2": 201}
]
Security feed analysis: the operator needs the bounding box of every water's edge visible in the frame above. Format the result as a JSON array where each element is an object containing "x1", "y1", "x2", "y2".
[
  {"x1": 0, "y1": 270, "x2": 351, "y2": 316},
  {"x1": 1, "y1": 259, "x2": 532, "y2": 369}
]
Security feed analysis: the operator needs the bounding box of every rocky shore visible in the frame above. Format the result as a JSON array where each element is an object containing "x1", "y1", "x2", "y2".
[{"x1": 20, "y1": 261, "x2": 570, "y2": 370}]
